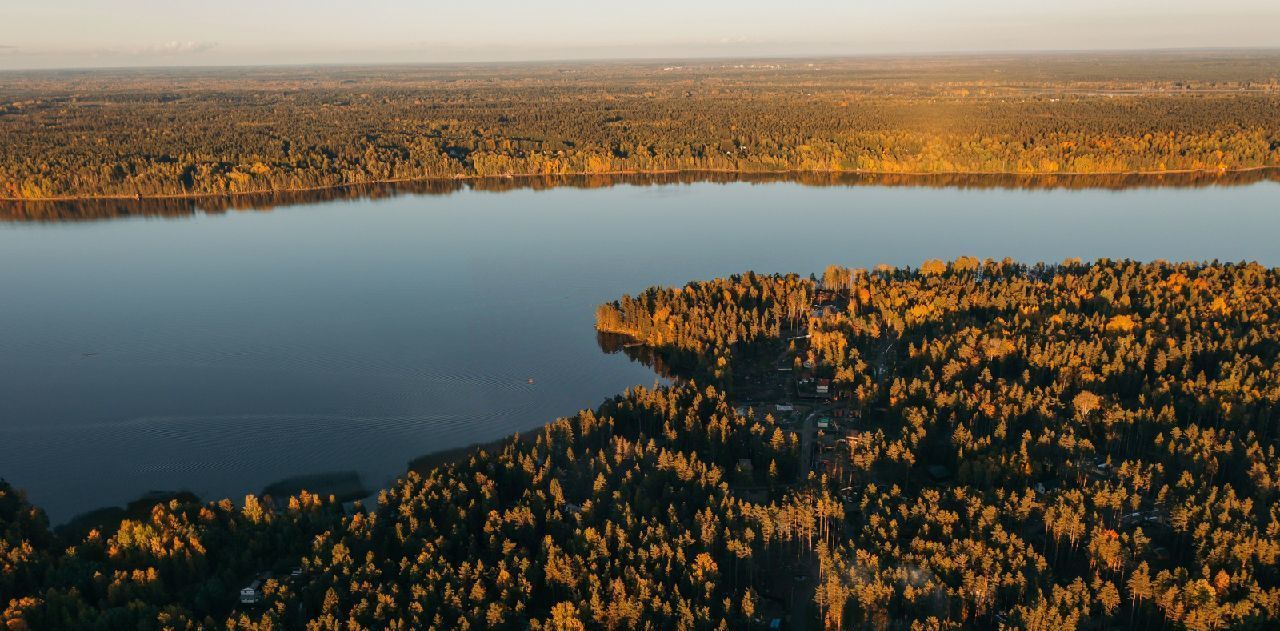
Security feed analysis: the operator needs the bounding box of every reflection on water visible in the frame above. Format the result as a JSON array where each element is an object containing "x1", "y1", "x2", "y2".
[
  {"x1": 2, "y1": 177, "x2": 1279, "y2": 521},
  {"x1": 596, "y1": 331, "x2": 678, "y2": 380},
  {"x1": 3, "y1": 168, "x2": 1278, "y2": 222}
]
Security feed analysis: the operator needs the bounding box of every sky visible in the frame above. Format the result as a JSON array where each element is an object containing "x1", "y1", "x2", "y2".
[{"x1": 2, "y1": 0, "x2": 1279, "y2": 70}]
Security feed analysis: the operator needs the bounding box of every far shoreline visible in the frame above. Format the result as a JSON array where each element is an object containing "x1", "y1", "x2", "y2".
[
  {"x1": 3, "y1": 165, "x2": 1278, "y2": 204},
  {"x1": 3, "y1": 166, "x2": 1279, "y2": 222}
]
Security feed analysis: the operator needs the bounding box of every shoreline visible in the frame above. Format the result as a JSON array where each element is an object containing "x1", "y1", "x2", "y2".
[
  {"x1": 53, "y1": 435, "x2": 537, "y2": 530},
  {"x1": 3, "y1": 165, "x2": 1277, "y2": 204}
]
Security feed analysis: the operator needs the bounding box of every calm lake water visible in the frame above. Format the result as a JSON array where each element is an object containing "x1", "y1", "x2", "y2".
[{"x1": 3, "y1": 179, "x2": 1279, "y2": 521}]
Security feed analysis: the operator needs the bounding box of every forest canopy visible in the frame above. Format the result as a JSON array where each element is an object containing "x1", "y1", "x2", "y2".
[{"x1": 2, "y1": 52, "x2": 1279, "y2": 200}]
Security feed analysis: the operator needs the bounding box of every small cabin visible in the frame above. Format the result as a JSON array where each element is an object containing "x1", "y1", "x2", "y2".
[
  {"x1": 240, "y1": 580, "x2": 262, "y2": 604},
  {"x1": 816, "y1": 379, "x2": 830, "y2": 395}
]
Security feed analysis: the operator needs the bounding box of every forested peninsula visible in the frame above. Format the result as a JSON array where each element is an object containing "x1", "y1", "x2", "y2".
[
  {"x1": 3, "y1": 259, "x2": 1280, "y2": 630},
  {"x1": 3, "y1": 52, "x2": 1279, "y2": 201}
]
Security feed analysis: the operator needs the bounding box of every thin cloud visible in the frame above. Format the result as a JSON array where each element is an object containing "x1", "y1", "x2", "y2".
[
  {"x1": 84, "y1": 41, "x2": 218, "y2": 57},
  {"x1": 133, "y1": 41, "x2": 218, "y2": 55}
]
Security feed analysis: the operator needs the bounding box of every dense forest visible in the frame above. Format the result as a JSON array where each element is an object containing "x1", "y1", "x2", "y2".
[
  {"x1": 595, "y1": 258, "x2": 1280, "y2": 629},
  {"x1": 2, "y1": 384, "x2": 806, "y2": 630},
  {"x1": 4, "y1": 259, "x2": 1280, "y2": 629},
  {"x1": 2, "y1": 52, "x2": 1279, "y2": 200}
]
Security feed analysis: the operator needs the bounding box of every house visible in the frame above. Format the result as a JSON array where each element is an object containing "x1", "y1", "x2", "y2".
[
  {"x1": 816, "y1": 417, "x2": 831, "y2": 430},
  {"x1": 775, "y1": 404, "x2": 794, "y2": 413},
  {"x1": 816, "y1": 379, "x2": 830, "y2": 395},
  {"x1": 811, "y1": 305, "x2": 838, "y2": 319},
  {"x1": 240, "y1": 580, "x2": 263, "y2": 605}
]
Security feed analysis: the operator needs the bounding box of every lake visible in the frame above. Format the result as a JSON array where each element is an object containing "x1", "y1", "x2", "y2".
[{"x1": 3, "y1": 177, "x2": 1279, "y2": 521}]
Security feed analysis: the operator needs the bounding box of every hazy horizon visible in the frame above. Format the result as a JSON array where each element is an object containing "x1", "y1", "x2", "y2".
[{"x1": 4, "y1": 0, "x2": 1280, "y2": 71}]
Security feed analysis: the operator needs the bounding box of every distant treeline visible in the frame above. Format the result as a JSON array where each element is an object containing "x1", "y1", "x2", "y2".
[
  {"x1": 2, "y1": 52, "x2": 1278, "y2": 200},
  {"x1": 3, "y1": 168, "x2": 1278, "y2": 222}
]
